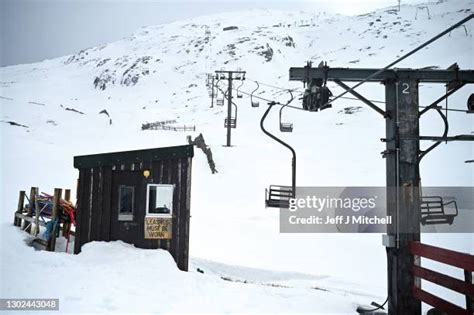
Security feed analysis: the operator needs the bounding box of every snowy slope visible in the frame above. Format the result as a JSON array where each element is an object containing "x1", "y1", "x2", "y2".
[{"x1": 1, "y1": 0, "x2": 473, "y2": 313}]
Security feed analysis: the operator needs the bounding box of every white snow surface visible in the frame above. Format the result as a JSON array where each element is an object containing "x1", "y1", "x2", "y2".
[
  {"x1": 1, "y1": 0, "x2": 473, "y2": 313},
  {"x1": 1, "y1": 227, "x2": 383, "y2": 314}
]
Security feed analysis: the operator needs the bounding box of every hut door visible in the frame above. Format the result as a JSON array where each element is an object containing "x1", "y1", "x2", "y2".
[{"x1": 110, "y1": 170, "x2": 146, "y2": 245}]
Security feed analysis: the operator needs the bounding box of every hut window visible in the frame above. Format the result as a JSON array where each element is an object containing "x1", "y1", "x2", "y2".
[
  {"x1": 118, "y1": 185, "x2": 134, "y2": 221},
  {"x1": 146, "y1": 184, "x2": 174, "y2": 217}
]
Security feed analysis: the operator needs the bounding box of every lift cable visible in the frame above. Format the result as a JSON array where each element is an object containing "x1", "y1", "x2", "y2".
[
  {"x1": 246, "y1": 78, "x2": 301, "y2": 92},
  {"x1": 233, "y1": 87, "x2": 307, "y2": 112},
  {"x1": 246, "y1": 78, "x2": 389, "y2": 106},
  {"x1": 241, "y1": 79, "x2": 470, "y2": 113},
  {"x1": 358, "y1": 297, "x2": 389, "y2": 313},
  {"x1": 232, "y1": 84, "x2": 469, "y2": 115},
  {"x1": 235, "y1": 88, "x2": 281, "y2": 104},
  {"x1": 339, "y1": 96, "x2": 468, "y2": 113},
  {"x1": 320, "y1": 14, "x2": 474, "y2": 109},
  {"x1": 419, "y1": 105, "x2": 468, "y2": 113}
]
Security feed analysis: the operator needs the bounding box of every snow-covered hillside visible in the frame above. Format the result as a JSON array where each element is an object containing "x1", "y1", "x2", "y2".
[{"x1": 1, "y1": 0, "x2": 473, "y2": 313}]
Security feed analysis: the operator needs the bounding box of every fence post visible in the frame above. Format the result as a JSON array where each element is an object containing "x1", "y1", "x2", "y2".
[
  {"x1": 34, "y1": 191, "x2": 41, "y2": 236},
  {"x1": 14, "y1": 191, "x2": 25, "y2": 227},
  {"x1": 23, "y1": 187, "x2": 38, "y2": 233},
  {"x1": 62, "y1": 189, "x2": 71, "y2": 237},
  {"x1": 466, "y1": 270, "x2": 473, "y2": 313},
  {"x1": 47, "y1": 188, "x2": 62, "y2": 251}
]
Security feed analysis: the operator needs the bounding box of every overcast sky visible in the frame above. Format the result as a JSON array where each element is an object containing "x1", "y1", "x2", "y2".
[{"x1": 1, "y1": 0, "x2": 425, "y2": 67}]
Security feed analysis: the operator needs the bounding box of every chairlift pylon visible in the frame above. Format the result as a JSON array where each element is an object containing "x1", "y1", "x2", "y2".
[
  {"x1": 280, "y1": 90, "x2": 294, "y2": 133},
  {"x1": 260, "y1": 101, "x2": 296, "y2": 208},
  {"x1": 251, "y1": 81, "x2": 260, "y2": 107}
]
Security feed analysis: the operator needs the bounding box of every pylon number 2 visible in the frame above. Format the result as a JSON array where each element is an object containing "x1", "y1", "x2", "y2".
[{"x1": 402, "y1": 83, "x2": 410, "y2": 94}]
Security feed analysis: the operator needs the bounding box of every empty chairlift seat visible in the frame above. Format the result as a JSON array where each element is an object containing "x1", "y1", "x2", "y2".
[
  {"x1": 279, "y1": 90, "x2": 294, "y2": 132},
  {"x1": 420, "y1": 196, "x2": 458, "y2": 225},
  {"x1": 224, "y1": 118, "x2": 236, "y2": 128},
  {"x1": 280, "y1": 122, "x2": 293, "y2": 132},
  {"x1": 260, "y1": 101, "x2": 296, "y2": 210},
  {"x1": 216, "y1": 99, "x2": 224, "y2": 106},
  {"x1": 251, "y1": 81, "x2": 260, "y2": 108},
  {"x1": 236, "y1": 75, "x2": 245, "y2": 98},
  {"x1": 265, "y1": 185, "x2": 294, "y2": 208}
]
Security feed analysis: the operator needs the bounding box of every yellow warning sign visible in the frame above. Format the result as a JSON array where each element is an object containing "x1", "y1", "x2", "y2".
[{"x1": 144, "y1": 217, "x2": 172, "y2": 239}]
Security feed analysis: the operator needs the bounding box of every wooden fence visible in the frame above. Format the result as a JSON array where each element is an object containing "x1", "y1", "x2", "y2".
[
  {"x1": 141, "y1": 120, "x2": 195, "y2": 132},
  {"x1": 410, "y1": 241, "x2": 474, "y2": 315}
]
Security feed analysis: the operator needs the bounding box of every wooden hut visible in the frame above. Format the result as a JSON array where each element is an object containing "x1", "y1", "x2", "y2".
[{"x1": 73, "y1": 145, "x2": 193, "y2": 271}]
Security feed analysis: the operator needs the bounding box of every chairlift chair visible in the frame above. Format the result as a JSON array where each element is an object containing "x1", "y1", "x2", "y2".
[
  {"x1": 224, "y1": 102, "x2": 238, "y2": 128},
  {"x1": 251, "y1": 81, "x2": 260, "y2": 108},
  {"x1": 279, "y1": 90, "x2": 294, "y2": 132},
  {"x1": 260, "y1": 102, "x2": 296, "y2": 209},
  {"x1": 280, "y1": 122, "x2": 293, "y2": 133},
  {"x1": 224, "y1": 118, "x2": 236, "y2": 128},
  {"x1": 215, "y1": 86, "x2": 225, "y2": 106},
  {"x1": 420, "y1": 196, "x2": 458, "y2": 225},
  {"x1": 213, "y1": 76, "x2": 222, "y2": 101},
  {"x1": 235, "y1": 68, "x2": 243, "y2": 80},
  {"x1": 218, "y1": 68, "x2": 226, "y2": 80},
  {"x1": 265, "y1": 185, "x2": 293, "y2": 208},
  {"x1": 236, "y1": 80, "x2": 244, "y2": 98}
]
